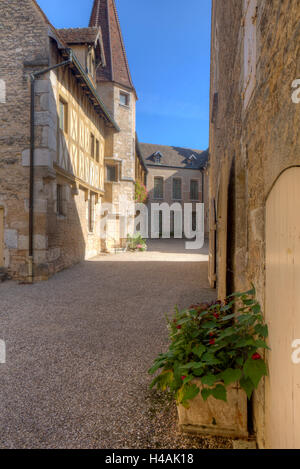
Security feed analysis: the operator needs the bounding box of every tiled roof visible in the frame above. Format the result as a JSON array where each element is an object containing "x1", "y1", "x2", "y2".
[
  {"x1": 139, "y1": 143, "x2": 209, "y2": 170},
  {"x1": 57, "y1": 27, "x2": 101, "y2": 45},
  {"x1": 89, "y1": 0, "x2": 135, "y2": 92}
]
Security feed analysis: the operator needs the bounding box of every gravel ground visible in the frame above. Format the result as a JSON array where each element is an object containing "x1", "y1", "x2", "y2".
[{"x1": 0, "y1": 239, "x2": 232, "y2": 449}]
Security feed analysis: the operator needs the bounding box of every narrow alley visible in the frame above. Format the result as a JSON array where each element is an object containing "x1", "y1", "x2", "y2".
[{"x1": 0, "y1": 240, "x2": 232, "y2": 449}]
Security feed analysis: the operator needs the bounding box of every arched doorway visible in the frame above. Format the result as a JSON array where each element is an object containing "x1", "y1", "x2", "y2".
[{"x1": 265, "y1": 167, "x2": 300, "y2": 448}]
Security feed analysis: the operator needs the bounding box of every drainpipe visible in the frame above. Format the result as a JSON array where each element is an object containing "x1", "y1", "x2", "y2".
[{"x1": 28, "y1": 54, "x2": 72, "y2": 283}]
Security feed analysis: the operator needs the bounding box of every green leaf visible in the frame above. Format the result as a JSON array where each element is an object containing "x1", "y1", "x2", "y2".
[
  {"x1": 192, "y1": 344, "x2": 206, "y2": 359},
  {"x1": 220, "y1": 313, "x2": 236, "y2": 321},
  {"x1": 221, "y1": 368, "x2": 242, "y2": 386},
  {"x1": 254, "y1": 324, "x2": 268, "y2": 338},
  {"x1": 254, "y1": 340, "x2": 271, "y2": 350},
  {"x1": 150, "y1": 370, "x2": 174, "y2": 391},
  {"x1": 211, "y1": 384, "x2": 227, "y2": 402},
  {"x1": 201, "y1": 388, "x2": 213, "y2": 401},
  {"x1": 201, "y1": 321, "x2": 217, "y2": 329},
  {"x1": 234, "y1": 337, "x2": 256, "y2": 348},
  {"x1": 202, "y1": 352, "x2": 221, "y2": 365},
  {"x1": 251, "y1": 303, "x2": 261, "y2": 314},
  {"x1": 201, "y1": 374, "x2": 218, "y2": 386},
  {"x1": 180, "y1": 383, "x2": 200, "y2": 406},
  {"x1": 243, "y1": 358, "x2": 267, "y2": 388},
  {"x1": 181, "y1": 362, "x2": 203, "y2": 371},
  {"x1": 148, "y1": 359, "x2": 166, "y2": 375},
  {"x1": 240, "y1": 376, "x2": 255, "y2": 399}
]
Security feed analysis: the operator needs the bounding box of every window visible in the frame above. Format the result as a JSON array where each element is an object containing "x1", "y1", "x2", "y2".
[
  {"x1": 120, "y1": 91, "x2": 129, "y2": 106},
  {"x1": 190, "y1": 180, "x2": 199, "y2": 200},
  {"x1": 154, "y1": 177, "x2": 163, "y2": 199},
  {"x1": 95, "y1": 139, "x2": 100, "y2": 163},
  {"x1": 172, "y1": 178, "x2": 182, "y2": 200},
  {"x1": 106, "y1": 165, "x2": 117, "y2": 182},
  {"x1": 90, "y1": 133, "x2": 95, "y2": 159},
  {"x1": 57, "y1": 184, "x2": 64, "y2": 216},
  {"x1": 59, "y1": 97, "x2": 68, "y2": 133},
  {"x1": 89, "y1": 193, "x2": 95, "y2": 232}
]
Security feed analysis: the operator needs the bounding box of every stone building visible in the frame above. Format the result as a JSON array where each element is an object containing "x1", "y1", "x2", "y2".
[
  {"x1": 140, "y1": 143, "x2": 209, "y2": 238},
  {"x1": 0, "y1": 0, "x2": 146, "y2": 280},
  {"x1": 209, "y1": 0, "x2": 300, "y2": 448}
]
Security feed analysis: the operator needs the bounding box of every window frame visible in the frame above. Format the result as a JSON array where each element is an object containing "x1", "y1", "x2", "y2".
[
  {"x1": 90, "y1": 133, "x2": 95, "y2": 159},
  {"x1": 190, "y1": 179, "x2": 199, "y2": 201},
  {"x1": 153, "y1": 176, "x2": 164, "y2": 200},
  {"x1": 119, "y1": 91, "x2": 130, "y2": 107},
  {"x1": 172, "y1": 177, "x2": 182, "y2": 201},
  {"x1": 88, "y1": 193, "x2": 96, "y2": 233},
  {"x1": 59, "y1": 97, "x2": 68, "y2": 134},
  {"x1": 56, "y1": 184, "x2": 64, "y2": 216},
  {"x1": 95, "y1": 139, "x2": 100, "y2": 163},
  {"x1": 106, "y1": 164, "x2": 118, "y2": 182}
]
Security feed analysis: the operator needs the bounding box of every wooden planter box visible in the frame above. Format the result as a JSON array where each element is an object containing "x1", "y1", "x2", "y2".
[{"x1": 177, "y1": 380, "x2": 248, "y2": 438}]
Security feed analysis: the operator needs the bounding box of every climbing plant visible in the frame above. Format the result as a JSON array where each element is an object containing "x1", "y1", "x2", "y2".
[
  {"x1": 149, "y1": 286, "x2": 269, "y2": 407},
  {"x1": 134, "y1": 181, "x2": 148, "y2": 204}
]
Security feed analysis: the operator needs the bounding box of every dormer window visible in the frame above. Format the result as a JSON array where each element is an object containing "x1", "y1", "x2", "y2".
[{"x1": 154, "y1": 151, "x2": 163, "y2": 164}]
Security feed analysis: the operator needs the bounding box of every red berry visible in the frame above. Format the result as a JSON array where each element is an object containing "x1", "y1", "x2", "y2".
[
  {"x1": 252, "y1": 353, "x2": 261, "y2": 360},
  {"x1": 209, "y1": 332, "x2": 214, "y2": 337},
  {"x1": 181, "y1": 376, "x2": 186, "y2": 381},
  {"x1": 177, "y1": 325, "x2": 182, "y2": 330},
  {"x1": 213, "y1": 313, "x2": 219, "y2": 319},
  {"x1": 209, "y1": 338, "x2": 216, "y2": 345}
]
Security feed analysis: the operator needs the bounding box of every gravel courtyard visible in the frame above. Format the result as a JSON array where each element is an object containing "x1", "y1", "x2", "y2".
[{"x1": 0, "y1": 239, "x2": 232, "y2": 449}]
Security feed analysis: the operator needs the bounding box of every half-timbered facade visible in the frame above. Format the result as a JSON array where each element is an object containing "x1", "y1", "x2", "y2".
[{"x1": 0, "y1": 0, "x2": 146, "y2": 280}]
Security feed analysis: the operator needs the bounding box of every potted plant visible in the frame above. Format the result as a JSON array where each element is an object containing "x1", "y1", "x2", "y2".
[
  {"x1": 126, "y1": 232, "x2": 147, "y2": 252},
  {"x1": 148, "y1": 286, "x2": 268, "y2": 438}
]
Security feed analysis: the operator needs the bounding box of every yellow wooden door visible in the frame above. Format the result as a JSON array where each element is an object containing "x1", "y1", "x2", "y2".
[
  {"x1": 265, "y1": 167, "x2": 300, "y2": 449},
  {"x1": 0, "y1": 208, "x2": 4, "y2": 267}
]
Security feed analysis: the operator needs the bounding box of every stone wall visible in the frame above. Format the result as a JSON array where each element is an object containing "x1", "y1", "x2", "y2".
[
  {"x1": 209, "y1": 0, "x2": 300, "y2": 447},
  {"x1": 0, "y1": 0, "x2": 50, "y2": 278}
]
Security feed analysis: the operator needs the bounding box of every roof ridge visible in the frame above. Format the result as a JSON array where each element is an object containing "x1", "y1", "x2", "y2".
[
  {"x1": 57, "y1": 26, "x2": 99, "y2": 31},
  {"x1": 140, "y1": 142, "x2": 205, "y2": 153}
]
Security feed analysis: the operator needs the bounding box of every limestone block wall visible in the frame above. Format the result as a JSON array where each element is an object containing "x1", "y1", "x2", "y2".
[
  {"x1": 0, "y1": 0, "x2": 50, "y2": 278},
  {"x1": 209, "y1": 0, "x2": 300, "y2": 448}
]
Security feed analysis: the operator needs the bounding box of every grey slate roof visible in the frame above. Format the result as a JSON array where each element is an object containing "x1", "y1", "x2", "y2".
[{"x1": 139, "y1": 143, "x2": 208, "y2": 170}]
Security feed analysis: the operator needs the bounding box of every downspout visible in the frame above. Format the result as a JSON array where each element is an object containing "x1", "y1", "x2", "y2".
[{"x1": 28, "y1": 54, "x2": 72, "y2": 283}]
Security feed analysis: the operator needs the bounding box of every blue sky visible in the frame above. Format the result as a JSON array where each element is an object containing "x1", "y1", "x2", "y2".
[{"x1": 37, "y1": 0, "x2": 211, "y2": 150}]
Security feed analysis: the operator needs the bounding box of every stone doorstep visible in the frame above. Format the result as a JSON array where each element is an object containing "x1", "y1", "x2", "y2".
[{"x1": 232, "y1": 438, "x2": 257, "y2": 450}]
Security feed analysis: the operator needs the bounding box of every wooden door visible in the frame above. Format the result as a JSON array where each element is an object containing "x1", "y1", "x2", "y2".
[
  {"x1": 0, "y1": 208, "x2": 4, "y2": 267},
  {"x1": 265, "y1": 167, "x2": 300, "y2": 449}
]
